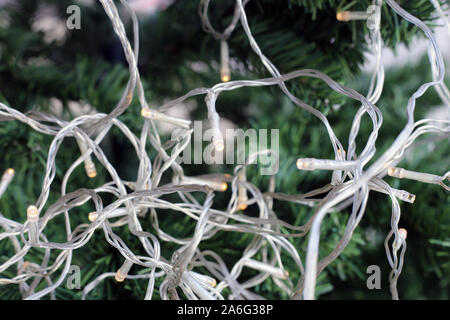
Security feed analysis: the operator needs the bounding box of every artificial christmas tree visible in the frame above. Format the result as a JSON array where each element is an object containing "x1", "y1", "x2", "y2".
[{"x1": 0, "y1": 0, "x2": 448, "y2": 300}]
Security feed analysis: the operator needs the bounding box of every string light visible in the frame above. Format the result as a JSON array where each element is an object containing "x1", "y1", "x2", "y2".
[
  {"x1": 296, "y1": 158, "x2": 356, "y2": 171},
  {"x1": 181, "y1": 271, "x2": 215, "y2": 300},
  {"x1": 0, "y1": 168, "x2": 15, "y2": 198},
  {"x1": 76, "y1": 137, "x2": 97, "y2": 179},
  {"x1": 181, "y1": 176, "x2": 227, "y2": 192},
  {"x1": 336, "y1": 11, "x2": 371, "y2": 22},
  {"x1": 220, "y1": 40, "x2": 231, "y2": 82},
  {"x1": 191, "y1": 271, "x2": 217, "y2": 288},
  {"x1": 238, "y1": 169, "x2": 248, "y2": 210},
  {"x1": 88, "y1": 211, "x2": 98, "y2": 222},
  {"x1": 26, "y1": 205, "x2": 40, "y2": 245},
  {"x1": 0, "y1": 0, "x2": 446, "y2": 301},
  {"x1": 388, "y1": 167, "x2": 449, "y2": 190},
  {"x1": 115, "y1": 259, "x2": 134, "y2": 282},
  {"x1": 141, "y1": 107, "x2": 191, "y2": 129}
]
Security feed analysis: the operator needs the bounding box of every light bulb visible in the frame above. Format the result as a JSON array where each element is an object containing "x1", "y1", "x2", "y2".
[
  {"x1": 336, "y1": 11, "x2": 370, "y2": 22},
  {"x1": 220, "y1": 182, "x2": 228, "y2": 192},
  {"x1": 76, "y1": 137, "x2": 97, "y2": 179},
  {"x1": 141, "y1": 107, "x2": 191, "y2": 128},
  {"x1": 27, "y1": 205, "x2": 40, "y2": 245},
  {"x1": 141, "y1": 107, "x2": 152, "y2": 118},
  {"x1": 182, "y1": 176, "x2": 227, "y2": 192},
  {"x1": 239, "y1": 203, "x2": 248, "y2": 211},
  {"x1": 296, "y1": 158, "x2": 312, "y2": 170},
  {"x1": 220, "y1": 40, "x2": 230, "y2": 83},
  {"x1": 115, "y1": 259, "x2": 133, "y2": 282},
  {"x1": 181, "y1": 271, "x2": 215, "y2": 300},
  {"x1": 388, "y1": 167, "x2": 443, "y2": 185},
  {"x1": 27, "y1": 205, "x2": 39, "y2": 221},
  {"x1": 394, "y1": 190, "x2": 416, "y2": 203},
  {"x1": 85, "y1": 162, "x2": 97, "y2": 179},
  {"x1": 0, "y1": 168, "x2": 15, "y2": 198},
  {"x1": 88, "y1": 211, "x2": 98, "y2": 222},
  {"x1": 238, "y1": 170, "x2": 248, "y2": 211},
  {"x1": 221, "y1": 71, "x2": 230, "y2": 83},
  {"x1": 297, "y1": 158, "x2": 356, "y2": 171},
  {"x1": 191, "y1": 271, "x2": 217, "y2": 288}
]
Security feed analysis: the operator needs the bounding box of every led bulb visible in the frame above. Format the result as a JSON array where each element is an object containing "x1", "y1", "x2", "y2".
[
  {"x1": 76, "y1": 137, "x2": 97, "y2": 179},
  {"x1": 388, "y1": 167, "x2": 443, "y2": 185},
  {"x1": 27, "y1": 205, "x2": 39, "y2": 221},
  {"x1": 141, "y1": 107, "x2": 191, "y2": 128},
  {"x1": 219, "y1": 182, "x2": 228, "y2": 192},
  {"x1": 297, "y1": 158, "x2": 356, "y2": 171},
  {"x1": 388, "y1": 167, "x2": 404, "y2": 178},
  {"x1": 394, "y1": 190, "x2": 416, "y2": 203},
  {"x1": 115, "y1": 271, "x2": 126, "y2": 282},
  {"x1": 182, "y1": 176, "x2": 227, "y2": 192},
  {"x1": 181, "y1": 271, "x2": 215, "y2": 300},
  {"x1": 336, "y1": 11, "x2": 370, "y2": 22},
  {"x1": 85, "y1": 162, "x2": 97, "y2": 178},
  {"x1": 238, "y1": 170, "x2": 248, "y2": 211},
  {"x1": 220, "y1": 40, "x2": 230, "y2": 83},
  {"x1": 115, "y1": 260, "x2": 133, "y2": 282},
  {"x1": 239, "y1": 203, "x2": 248, "y2": 211},
  {"x1": 221, "y1": 69, "x2": 230, "y2": 83},
  {"x1": 141, "y1": 108, "x2": 152, "y2": 118},
  {"x1": 0, "y1": 168, "x2": 15, "y2": 198},
  {"x1": 191, "y1": 271, "x2": 217, "y2": 288},
  {"x1": 296, "y1": 158, "x2": 312, "y2": 170},
  {"x1": 27, "y1": 205, "x2": 40, "y2": 245},
  {"x1": 88, "y1": 211, "x2": 98, "y2": 222}
]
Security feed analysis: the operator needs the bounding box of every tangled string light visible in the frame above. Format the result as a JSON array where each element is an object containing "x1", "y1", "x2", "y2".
[{"x1": 0, "y1": 0, "x2": 449, "y2": 300}]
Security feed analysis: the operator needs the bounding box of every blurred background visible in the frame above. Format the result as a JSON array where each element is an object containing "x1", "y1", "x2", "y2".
[{"x1": 0, "y1": 0, "x2": 449, "y2": 299}]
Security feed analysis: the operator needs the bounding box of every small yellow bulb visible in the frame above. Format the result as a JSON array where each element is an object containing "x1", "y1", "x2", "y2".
[
  {"x1": 220, "y1": 182, "x2": 228, "y2": 192},
  {"x1": 27, "y1": 205, "x2": 39, "y2": 220},
  {"x1": 296, "y1": 159, "x2": 310, "y2": 170},
  {"x1": 336, "y1": 10, "x2": 369, "y2": 22},
  {"x1": 141, "y1": 108, "x2": 152, "y2": 118},
  {"x1": 336, "y1": 11, "x2": 349, "y2": 21},
  {"x1": 87, "y1": 169, "x2": 97, "y2": 178},
  {"x1": 6, "y1": 168, "x2": 14, "y2": 175},
  {"x1": 221, "y1": 73, "x2": 230, "y2": 82},
  {"x1": 88, "y1": 212, "x2": 98, "y2": 222},
  {"x1": 398, "y1": 228, "x2": 407, "y2": 240},
  {"x1": 115, "y1": 270, "x2": 126, "y2": 282},
  {"x1": 239, "y1": 203, "x2": 248, "y2": 211}
]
